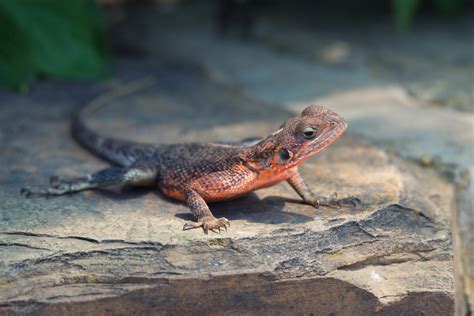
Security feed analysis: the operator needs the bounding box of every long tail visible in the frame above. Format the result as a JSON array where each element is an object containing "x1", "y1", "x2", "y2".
[{"x1": 72, "y1": 78, "x2": 156, "y2": 166}]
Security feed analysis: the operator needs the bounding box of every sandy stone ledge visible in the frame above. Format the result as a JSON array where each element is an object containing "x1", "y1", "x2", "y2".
[{"x1": 0, "y1": 64, "x2": 455, "y2": 315}]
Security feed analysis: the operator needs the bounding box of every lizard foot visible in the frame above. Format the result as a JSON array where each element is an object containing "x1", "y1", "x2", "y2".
[
  {"x1": 312, "y1": 196, "x2": 361, "y2": 209},
  {"x1": 182, "y1": 216, "x2": 230, "y2": 234},
  {"x1": 21, "y1": 182, "x2": 72, "y2": 198}
]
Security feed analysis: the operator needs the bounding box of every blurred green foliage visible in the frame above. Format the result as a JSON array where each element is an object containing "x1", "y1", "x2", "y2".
[
  {"x1": 392, "y1": 0, "x2": 420, "y2": 30},
  {"x1": 392, "y1": 0, "x2": 466, "y2": 30},
  {"x1": 0, "y1": 0, "x2": 110, "y2": 91}
]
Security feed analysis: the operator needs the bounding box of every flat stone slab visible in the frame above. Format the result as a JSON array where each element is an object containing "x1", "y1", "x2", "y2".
[{"x1": 0, "y1": 63, "x2": 454, "y2": 315}]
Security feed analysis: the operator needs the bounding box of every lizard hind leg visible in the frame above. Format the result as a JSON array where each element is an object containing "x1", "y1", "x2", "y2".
[
  {"x1": 182, "y1": 188, "x2": 230, "y2": 234},
  {"x1": 21, "y1": 165, "x2": 157, "y2": 198}
]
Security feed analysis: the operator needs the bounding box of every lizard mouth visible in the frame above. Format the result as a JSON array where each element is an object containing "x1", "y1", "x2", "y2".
[{"x1": 295, "y1": 122, "x2": 347, "y2": 161}]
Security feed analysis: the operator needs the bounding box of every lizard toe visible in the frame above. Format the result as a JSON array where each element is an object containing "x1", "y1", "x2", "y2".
[
  {"x1": 21, "y1": 187, "x2": 48, "y2": 198},
  {"x1": 182, "y1": 221, "x2": 203, "y2": 231},
  {"x1": 319, "y1": 198, "x2": 342, "y2": 209}
]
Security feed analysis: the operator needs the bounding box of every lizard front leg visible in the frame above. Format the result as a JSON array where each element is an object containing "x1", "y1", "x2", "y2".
[
  {"x1": 21, "y1": 165, "x2": 157, "y2": 198},
  {"x1": 287, "y1": 170, "x2": 360, "y2": 209},
  {"x1": 182, "y1": 188, "x2": 230, "y2": 234}
]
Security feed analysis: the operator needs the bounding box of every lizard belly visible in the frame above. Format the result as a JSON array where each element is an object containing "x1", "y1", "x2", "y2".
[
  {"x1": 190, "y1": 164, "x2": 258, "y2": 202},
  {"x1": 159, "y1": 166, "x2": 296, "y2": 203},
  {"x1": 248, "y1": 167, "x2": 296, "y2": 190},
  {"x1": 159, "y1": 185, "x2": 256, "y2": 203}
]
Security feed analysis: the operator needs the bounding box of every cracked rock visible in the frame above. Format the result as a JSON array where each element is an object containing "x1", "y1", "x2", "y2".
[{"x1": 0, "y1": 62, "x2": 454, "y2": 315}]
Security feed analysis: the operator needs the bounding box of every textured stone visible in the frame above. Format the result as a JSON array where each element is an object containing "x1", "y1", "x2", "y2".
[
  {"x1": 291, "y1": 86, "x2": 473, "y2": 315},
  {"x1": 0, "y1": 63, "x2": 454, "y2": 315},
  {"x1": 115, "y1": 2, "x2": 473, "y2": 312}
]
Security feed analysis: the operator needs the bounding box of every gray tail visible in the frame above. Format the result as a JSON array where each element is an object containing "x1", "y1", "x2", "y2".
[{"x1": 72, "y1": 78, "x2": 156, "y2": 166}]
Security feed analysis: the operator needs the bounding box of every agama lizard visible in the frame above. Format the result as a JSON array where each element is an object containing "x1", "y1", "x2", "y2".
[{"x1": 22, "y1": 84, "x2": 360, "y2": 233}]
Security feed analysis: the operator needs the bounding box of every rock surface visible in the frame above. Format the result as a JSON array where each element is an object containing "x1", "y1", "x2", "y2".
[
  {"x1": 0, "y1": 64, "x2": 454, "y2": 315},
  {"x1": 127, "y1": 2, "x2": 473, "y2": 312}
]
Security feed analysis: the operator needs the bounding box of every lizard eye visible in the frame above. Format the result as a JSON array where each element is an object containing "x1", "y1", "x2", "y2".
[{"x1": 303, "y1": 126, "x2": 317, "y2": 139}]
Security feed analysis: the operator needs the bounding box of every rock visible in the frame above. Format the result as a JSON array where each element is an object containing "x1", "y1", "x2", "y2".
[
  {"x1": 292, "y1": 84, "x2": 474, "y2": 314},
  {"x1": 0, "y1": 62, "x2": 454, "y2": 315},
  {"x1": 111, "y1": 2, "x2": 474, "y2": 311},
  {"x1": 453, "y1": 171, "x2": 474, "y2": 316}
]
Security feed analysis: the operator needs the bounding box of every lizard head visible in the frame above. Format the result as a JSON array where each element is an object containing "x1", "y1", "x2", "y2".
[{"x1": 243, "y1": 105, "x2": 347, "y2": 171}]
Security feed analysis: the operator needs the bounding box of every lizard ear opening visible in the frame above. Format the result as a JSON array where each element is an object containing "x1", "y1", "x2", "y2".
[{"x1": 277, "y1": 148, "x2": 293, "y2": 164}]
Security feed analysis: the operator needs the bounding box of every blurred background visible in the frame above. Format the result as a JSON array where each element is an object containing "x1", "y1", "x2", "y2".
[
  {"x1": 1, "y1": 0, "x2": 472, "y2": 164},
  {"x1": 1, "y1": 0, "x2": 472, "y2": 109}
]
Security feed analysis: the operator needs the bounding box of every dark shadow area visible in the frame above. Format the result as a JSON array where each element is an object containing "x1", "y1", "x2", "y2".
[
  {"x1": 91, "y1": 184, "x2": 311, "y2": 226},
  {"x1": 176, "y1": 193, "x2": 314, "y2": 225}
]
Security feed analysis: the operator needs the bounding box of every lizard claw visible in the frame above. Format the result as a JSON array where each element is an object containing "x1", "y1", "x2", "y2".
[
  {"x1": 20, "y1": 188, "x2": 47, "y2": 199},
  {"x1": 311, "y1": 199, "x2": 320, "y2": 209},
  {"x1": 183, "y1": 216, "x2": 230, "y2": 234},
  {"x1": 21, "y1": 187, "x2": 45, "y2": 198},
  {"x1": 21, "y1": 187, "x2": 48, "y2": 198},
  {"x1": 319, "y1": 198, "x2": 342, "y2": 209}
]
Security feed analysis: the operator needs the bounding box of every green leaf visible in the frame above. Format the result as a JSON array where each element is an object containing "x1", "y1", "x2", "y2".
[
  {"x1": 0, "y1": 8, "x2": 36, "y2": 90},
  {"x1": 0, "y1": 0, "x2": 110, "y2": 91},
  {"x1": 392, "y1": 0, "x2": 420, "y2": 31}
]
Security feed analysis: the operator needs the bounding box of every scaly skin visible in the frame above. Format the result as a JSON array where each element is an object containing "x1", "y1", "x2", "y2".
[{"x1": 22, "y1": 98, "x2": 360, "y2": 234}]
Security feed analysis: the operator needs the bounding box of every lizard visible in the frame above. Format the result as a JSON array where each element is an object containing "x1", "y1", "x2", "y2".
[{"x1": 21, "y1": 83, "x2": 360, "y2": 234}]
